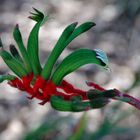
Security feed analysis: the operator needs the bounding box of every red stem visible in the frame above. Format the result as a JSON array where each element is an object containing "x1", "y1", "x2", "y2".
[
  {"x1": 113, "y1": 89, "x2": 140, "y2": 110},
  {"x1": 8, "y1": 75, "x2": 140, "y2": 109},
  {"x1": 86, "y1": 81, "x2": 140, "y2": 110}
]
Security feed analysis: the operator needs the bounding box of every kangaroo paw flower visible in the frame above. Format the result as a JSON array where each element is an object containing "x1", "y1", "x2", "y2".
[{"x1": 0, "y1": 8, "x2": 140, "y2": 112}]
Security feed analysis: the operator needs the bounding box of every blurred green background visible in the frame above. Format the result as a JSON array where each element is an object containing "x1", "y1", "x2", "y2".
[{"x1": 0, "y1": 0, "x2": 140, "y2": 140}]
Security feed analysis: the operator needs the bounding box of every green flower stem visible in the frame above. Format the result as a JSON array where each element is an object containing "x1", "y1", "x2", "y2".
[
  {"x1": 87, "y1": 86, "x2": 140, "y2": 110},
  {"x1": 113, "y1": 89, "x2": 140, "y2": 110}
]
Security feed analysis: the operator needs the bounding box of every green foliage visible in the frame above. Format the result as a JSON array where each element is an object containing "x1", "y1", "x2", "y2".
[
  {"x1": 68, "y1": 114, "x2": 87, "y2": 140},
  {"x1": 22, "y1": 116, "x2": 71, "y2": 140},
  {"x1": 21, "y1": 106, "x2": 138, "y2": 140}
]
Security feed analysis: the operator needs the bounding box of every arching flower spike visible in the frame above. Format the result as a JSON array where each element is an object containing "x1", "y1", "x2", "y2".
[{"x1": 0, "y1": 8, "x2": 140, "y2": 112}]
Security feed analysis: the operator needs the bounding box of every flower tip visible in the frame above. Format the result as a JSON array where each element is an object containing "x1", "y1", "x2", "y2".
[
  {"x1": 39, "y1": 100, "x2": 48, "y2": 105},
  {"x1": 85, "y1": 81, "x2": 90, "y2": 86},
  {"x1": 90, "y1": 22, "x2": 96, "y2": 26},
  {"x1": 9, "y1": 44, "x2": 17, "y2": 53},
  {"x1": 0, "y1": 76, "x2": 4, "y2": 83},
  {"x1": 32, "y1": 7, "x2": 43, "y2": 15},
  {"x1": 32, "y1": 7, "x2": 37, "y2": 11},
  {"x1": 0, "y1": 38, "x2": 3, "y2": 48},
  {"x1": 9, "y1": 44, "x2": 15, "y2": 48},
  {"x1": 27, "y1": 95, "x2": 34, "y2": 100},
  {"x1": 105, "y1": 66, "x2": 111, "y2": 72},
  {"x1": 28, "y1": 16, "x2": 33, "y2": 20},
  {"x1": 86, "y1": 81, "x2": 94, "y2": 87},
  {"x1": 32, "y1": 7, "x2": 38, "y2": 13},
  {"x1": 28, "y1": 16, "x2": 31, "y2": 18},
  {"x1": 15, "y1": 24, "x2": 19, "y2": 29},
  {"x1": 72, "y1": 22, "x2": 78, "y2": 27}
]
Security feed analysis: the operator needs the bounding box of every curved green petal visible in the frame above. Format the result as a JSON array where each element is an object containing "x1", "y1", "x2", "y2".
[
  {"x1": 41, "y1": 22, "x2": 78, "y2": 79},
  {"x1": 27, "y1": 8, "x2": 49, "y2": 75},
  {"x1": 41, "y1": 22, "x2": 95, "y2": 80},
  {"x1": 64, "y1": 22, "x2": 96, "y2": 47},
  {"x1": 0, "y1": 74, "x2": 16, "y2": 83},
  {"x1": 50, "y1": 95, "x2": 108, "y2": 112},
  {"x1": 9, "y1": 44, "x2": 23, "y2": 63},
  {"x1": 0, "y1": 50, "x2": 28, "y2": 77},
  {"x1": 13, "y1": 24, "x2": 32, "y2": 73},
  {"x1": 51, "y1": 49, "x2": 108, "y2": 85}
]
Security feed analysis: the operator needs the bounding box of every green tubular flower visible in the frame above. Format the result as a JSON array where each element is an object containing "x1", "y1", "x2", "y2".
[
  {"x1": 41, "y1": 22, "x2": 96, "y2": 80},
  {"x1": 0, "y1": 74, "x2": 16, "y2": 83},
  {"x1": 50, "y1": 96, "x2": 73, "y2": 111},
  {"x1": 9, "y1": 44, "x2": 23, "y2": 63},
  {"x1": 0, "y1": 8, "x2": 111, "y2": 111},
  {"x1": 1, "y1": 8, "x2": 140, "y2": 112},
  {"x1": 50, "y1": 95, "x2": 109, "y2": 112},
  {"x1": 41, "y1": 22, "x2": 78, "y2": 79},
  {"x1": 51, "y1": 49, "x2": 108, "y2": 85},
  {"x1": 64, "y1": 22, "x2": 96, "y2": 46},
  {"x1": 27, "y1": 8, "x2": 49, "y2": 75},
  {"x1": 0, "y1": 39, "x2": 28, "y2": 77},
  {"x1": 89, "y1": 98, "x2": 109, "y2": 109},
  {"x1": 0, "y1": 38, "x2": 3, "y2": 48},
  {"x1": 87, "y1": 89, "x2": 116, "y2": 99},
  {"x1": 0, "y1": 49, "x2": 28, "y2": 77},
  {"x1": 13, "y1": 24, "x2": 32, "y2": 73}
]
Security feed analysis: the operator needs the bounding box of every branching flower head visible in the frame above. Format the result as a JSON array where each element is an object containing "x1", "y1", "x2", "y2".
[{"x1": 0, "y1": 8, "x2": 140, "y2": 112}]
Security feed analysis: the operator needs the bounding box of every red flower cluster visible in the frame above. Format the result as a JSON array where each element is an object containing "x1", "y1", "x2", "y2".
[{"x1": 8, "y1": 74, "x2": 89, "y2": 105}]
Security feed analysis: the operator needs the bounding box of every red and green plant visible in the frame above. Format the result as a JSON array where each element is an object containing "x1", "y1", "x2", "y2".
[{"x1": 0, "y1": 8, "x2": 140, "y2": 112}]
